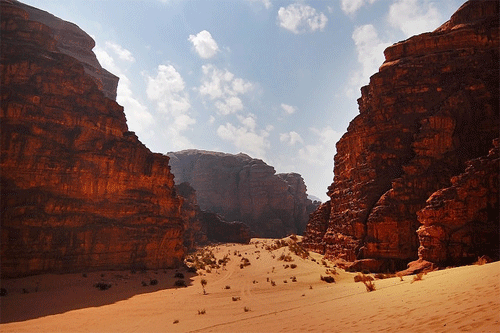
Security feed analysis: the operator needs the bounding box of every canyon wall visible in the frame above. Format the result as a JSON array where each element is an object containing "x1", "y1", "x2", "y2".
[
  {"x1": 303, "y1": 0, "x2": 499, "y2": 270},
  {"x1": 1, "y1": 0, "x2": 191, "y2": 277},
  {"x1": 168, "y1": 150, "x2": 316, "y2": 238}
]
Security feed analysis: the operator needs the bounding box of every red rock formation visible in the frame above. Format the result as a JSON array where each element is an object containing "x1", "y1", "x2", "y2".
[
  {"x1": 417, "y1": 139, "x2": 499, "y2": 265},
  {"x1": 175, "y1": 182, "x2": 251, "y2": 245},
  {"x1": 1, "y1": 0, "x2": 191, "y2": 277},
  {"x1": 168, "y1": 150, "x2": 315, "y2": 238},
  {"x1": 303, "y1": 0, "x2": 499, "y2": 270}
]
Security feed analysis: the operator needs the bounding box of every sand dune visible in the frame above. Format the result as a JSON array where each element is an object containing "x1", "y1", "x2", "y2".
[{"x1": 1, "y1": 238, "x2": 499, "y2": 332}]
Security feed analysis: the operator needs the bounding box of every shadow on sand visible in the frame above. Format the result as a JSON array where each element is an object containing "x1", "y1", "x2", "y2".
[{"x1": 0, "y1": 267, "x2": 198, "y2": 323}]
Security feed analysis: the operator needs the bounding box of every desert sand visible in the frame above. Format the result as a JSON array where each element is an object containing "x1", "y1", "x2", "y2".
[{"x1": 1, "y1": 237, "x2": 499, "y2": 333}]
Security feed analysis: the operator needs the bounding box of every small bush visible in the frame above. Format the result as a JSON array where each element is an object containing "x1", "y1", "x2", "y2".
[
  {"x1": 283, "y1": 280, "x2": 288, "y2": 283},
  {"x1": 271, "y1": 280, "x2": 276, "y2": 286},
  {"x1": 141, "y1": 281, "x2": 148, "y2": 287},
  {"x1": 150, "y1": 279, "x2": 158, "y2": 286},
  {"x1": 354, "y1": 274, "x2": 374, "y2": 283},
  {"x1": 232, "y1": 296, "x2": 241, "y2": 301},
  {"x1": 173, "y1": 319, "x2": 179, "y2": 324},
  {"x1": 174, "y1": 272, "x2": 185, "y2": 279},
  {"x1": 290, "y1": 264, "x2": 297, "y2": 269},
  {"x1": 0, "y1": 288, "x2": 7, "y2": 296},
  {"x1": 225, "y1": 285, "x2": 231, "y2": 290},
  {"x1": 198, "y1": 309, "x2": 206, "y2": 315},
  {"x1": 174, "y1": 279, "x2": 187, "y2": 287},
  {"x1": 364, "y1": 280, "x2": 376, "y2": 292},
  {"x1": 94, "y1": 282, "x2": 112, "y2": 291},
  {"x1": 244, "y1": 306, "x2": 250, "y2": 312},
  {"x1": 411, "y1": 273, "x2": 424, "y2": 284},
  {"x1": 320, "y1": 275, "x2": 335, "y2": 283},
  {"x1": 291, "y1": 276, "x2": 297, "y2": 282},
  {"x1": 187, "y1": 266, "x2": 197, "y2": 273}
]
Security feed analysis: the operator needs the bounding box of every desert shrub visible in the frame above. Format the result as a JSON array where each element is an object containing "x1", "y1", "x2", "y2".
[
  {"x1": 271, "y1": 280, "x2": 276, "y2": 286},
  {"x1": 0, "y1": 288, "x2": 7, "y2": 296},
  {"x1": 291, "y1": 276, "x2": 297, "y2": 282},
  {"x1": 225, "y1": 285, "x2": 231, "y2": 290},
  {"x1": 174, "y1": 279, "x2": 187, "y2": 287},
  {"x1": 278, "y1": 253, "x2": 293, "y2": 262},
  {"x1": 411, "y1": 273, "x2": 424, "y2": 284},
  {"x1": 240, "y1": 257, "x2": 251, "y2": 267},
  {"x1": 290, "y1": 264, "x2": 297, "y2": 269},
  {"x1": 396, "y1": 272, "x2": 404, "y2": 281},
  {"x1": 174, "y1": 272, "x2": 185, "y2": 279},
  {"x1": 187, "y1": 266, "x2": 197, "y2": 273},
  {"x1": 232, "y1": 296, "x2": 241, "y2": 301},
  {"x1": 288, "y1": 242, "x2": 309, "y2": 259},
  {"x1": 201, "y1": 279, "x2": 208, "y2": 294},
  {"x1": 198, "y1": 309, "x2": 206, "y2": 315},
  {"x1": 94, "y1": 282, "x2": 112, "y2": 291},
  {"x1": 364, "y1": 280, "x2": 376, "y2": 292},
  {"x1": 320, "y1": 275, "x2": 335, "y2": 283},
  {"x1": 150, "y1": 279, "x2": 158, "y2": 286},
  {"x1": 173, "y1": 319, "x2": 179, "y2": 324},
  {"x1": 354, "y1": 273, "x2": 374, "y2": 283},
  {"x1": 289, "y1": 234, "x2": 298, "y2": 241},
  {"x1": 141, "y1": 281, "x2": 148, "y2": 287},
  {"x1": 284, "y1": 264, "x2": 290, "y2": 269},
  {"x1": 244, "y1": 306, "x2": 250, "y2": 312},
  {"x1": 283, "y1": 280, "x2": 288, "y2": 283}
]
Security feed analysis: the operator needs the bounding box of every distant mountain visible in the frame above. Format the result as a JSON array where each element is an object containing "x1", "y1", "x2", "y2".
[{"x1": 168, "y1": 149, "x2": 318, "y2": 238}]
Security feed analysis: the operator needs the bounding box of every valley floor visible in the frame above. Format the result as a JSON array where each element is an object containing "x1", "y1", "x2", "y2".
[{"x1": 1, "y1": 238, "x2": 499, "y2": 332}]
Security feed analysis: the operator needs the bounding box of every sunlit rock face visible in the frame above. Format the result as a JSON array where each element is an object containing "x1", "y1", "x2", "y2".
[
  {"x1": 168, "y1": 150, "x2": 316, "y2": 238},
  {"x1": 303, "y1": 0, "x2": 499, "y2": 270},
  {"x1": 1, "y1": 0, "x2": 191, "y2": 277}
]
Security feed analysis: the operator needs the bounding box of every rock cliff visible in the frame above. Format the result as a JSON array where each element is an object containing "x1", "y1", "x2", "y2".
[
  {"x1": 417, "y1": 139, "x2": 499, "y2": 265},
  {"x1": 175, "y1": 182, "x2": 251, "y2": 245},
  {"x1": 303, "y1": 0, "x2": 499, "y2": 270},
  {"x1": 1, "y1": 0, "x2": 191, "y2": 277},
  {"x1": 168, "y1": 150, "x2": 316, "y2": 238}
]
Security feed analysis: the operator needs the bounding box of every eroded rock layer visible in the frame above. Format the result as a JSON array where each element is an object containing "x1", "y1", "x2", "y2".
[
  {"x1": 417, "y1": 139, "x2": 499, "y2": 265},
  {"x1": 303, "y1": 0, "x2": 499, "y2": 269},
  {"x1": 1, "y1": 0, "x2": 189, "y2": 277},
  {"x1": 168, "y1": 150, "x2": 316, "y2": 238}
]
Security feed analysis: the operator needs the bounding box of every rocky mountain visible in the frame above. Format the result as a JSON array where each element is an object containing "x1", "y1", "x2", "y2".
[
  {"x1": 303, "y1": 0, "x2": 499, "y2": 271},
  {"x1": 168, "y1": 150, "x2": 317, "y2": 238},
  {"x1": 0, "y1": 0, "x2": 193, "y2": 277},
  {"x1": 175, "y1": 182, "x2": 251, "y2": 246}
]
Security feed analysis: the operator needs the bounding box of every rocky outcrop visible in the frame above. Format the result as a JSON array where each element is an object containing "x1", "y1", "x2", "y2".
[
  {"x1": 1, "y1": 0, "x2": 192, "y2": 277},
  {"x1": 168, "y1": 150, "x2": 315, "y2": 238},
  {"x1": 176, "y1": 182, "x2": 251, "y2": 245},
  {"x1": 417, "y1": 139, "x2": 499, "y2": 265},
  {"x1": 303, "y1": 0, "x2": 499, "y2": 270}
]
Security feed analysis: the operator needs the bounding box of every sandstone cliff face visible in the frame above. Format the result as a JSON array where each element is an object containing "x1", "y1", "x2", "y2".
[
  {"x1": 175, "y1": 182, "x2": 251, "y2": 245},
  {"x1": 1, "y1": 0, "x2": 190, "y2": 277},
  {"x1": 417, "y1": 139, "x2": 499, "y2": 265},
  {"x1": 168, "y1": 150, "x2": 315, "y2": 238},
  {"x1": 303, "y1": 0, "x2": 499, "y2": 269}
]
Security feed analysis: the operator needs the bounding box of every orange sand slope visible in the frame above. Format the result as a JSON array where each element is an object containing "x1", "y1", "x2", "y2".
[{"x1": 1, "y1": 238, "x2": 499, "y2": 332}]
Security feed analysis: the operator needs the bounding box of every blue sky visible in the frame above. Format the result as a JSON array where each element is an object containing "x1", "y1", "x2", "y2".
[{"x1": 23, "y1": 0, "x2": 465, "y2": 201}]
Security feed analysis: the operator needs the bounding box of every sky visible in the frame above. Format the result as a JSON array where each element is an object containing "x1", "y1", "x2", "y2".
[{"x1": 22, "y1": 0, "x2": 465, "y2": 201}]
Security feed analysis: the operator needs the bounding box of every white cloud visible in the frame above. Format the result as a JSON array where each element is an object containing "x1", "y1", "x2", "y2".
[
  {"x1": 298, "y1": 126, "x2": 342, "y2": 166},
  {"x1": 280, "y1": 131, "x2": 303, "y2": 146},
  {"x1": 105, "y1": 41, "x2": 135, "y2": 62},
  {"x1": 188, "y1": 30, "x2": 220, "y2": 59},
  {"x1": 246, "y1": 0, "x2": 272, "y2": 9},
  {"x1": 146, "y1": 64, "x2": 195, "y2": 149},
  {"x1": 340, "y1": 0, "x2": 378, "y2": 16},
  {"x1": 198, "y1": 64, "x2": 255, "y2": 116},
  {"x1": 94, "y1": 43, "x2": 154, "y2": 135},
  {"x1": 217, "y1": 113, "x2": 271, "y2": 159},
  {"x1": 345, "y1": 24, "x2": 391, "y2": 97},
  {"x1": 280, "y1": 103, "x2": 297, "y2": 115},
  {"x1": 388, "y1": 0, "x2": 442, "y2": 37},
  {"x1": 277, "y1": 3, "x2": 328, "y2": 34}
]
